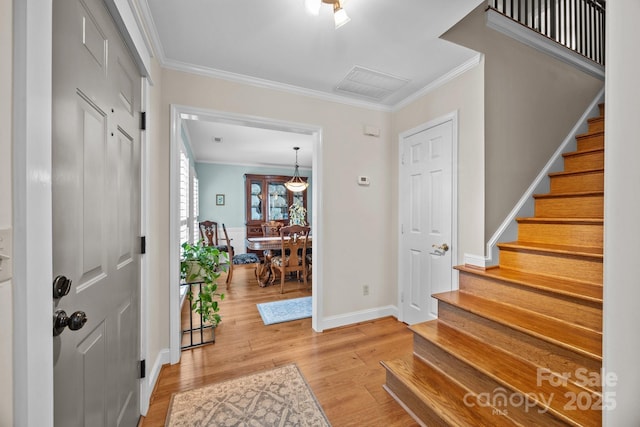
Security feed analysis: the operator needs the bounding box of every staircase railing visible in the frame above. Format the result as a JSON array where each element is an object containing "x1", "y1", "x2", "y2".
[{"x1": 488, "y1": 0, "x2": 605, "y2": 65}]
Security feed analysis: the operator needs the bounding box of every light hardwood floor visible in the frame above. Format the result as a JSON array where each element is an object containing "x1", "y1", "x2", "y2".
[{"x1": 140, "y1": 265, "x2": 419, "y2": 426}]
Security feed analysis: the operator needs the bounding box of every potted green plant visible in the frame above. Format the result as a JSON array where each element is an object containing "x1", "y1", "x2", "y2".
[
  {"x1": 180, "y1": 241, "x2": 226, "y2": 327},
  {"x1": 289, "y1": 202, "x2": 307, "y2": 226}
]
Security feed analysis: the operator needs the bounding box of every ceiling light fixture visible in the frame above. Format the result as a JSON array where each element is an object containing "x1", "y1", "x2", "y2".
[
  {"x1": 304, "y1": 0, "x2": 350, "y2": 29},
  {"x1": 284, "y1": 147, "x2": 309, "y2": 193}
]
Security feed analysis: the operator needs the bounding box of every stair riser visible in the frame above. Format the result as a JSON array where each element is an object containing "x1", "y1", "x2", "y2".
[
  {"x1": 576, "y1": 133, "x2": 604, "y2": 151},
  {"x1": 535, "y1": 195, "x2": 603, "y2": 218},
  {"x1": 598, "y1": 104, "x2": 604, "y2": 116},
  {"x1": 517, "y1": 221, "x2": 603, "y2": 248},
  {"x1": 499, "y1": 249, "x2": 602, "y2": 284},
  {"x1": 563, "y1": 151, "x2": 604, "y2": 172},
  {"x1": 587, "y1": 118, "x2": 604, "y2": 133},
  {"x1": 413, "y1": 336, "x2": 572, "y2": 426},
  {"x1": 384, "y1": 371, "x2": 450, "y2": 427},
  {"x1": 550, "y1": 171, "x2": 603, "y2": 193},
  {"x1": 435, "y1": 303, "x2": 602, "y2": 383},
  {"x1": 459, "y1": 272, "x2": 602, "y2": 331}
]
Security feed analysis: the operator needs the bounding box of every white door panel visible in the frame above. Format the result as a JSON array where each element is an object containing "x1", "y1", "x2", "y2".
[{"x1": 400, "y1": 120, "x2": 454, "y2": 324}]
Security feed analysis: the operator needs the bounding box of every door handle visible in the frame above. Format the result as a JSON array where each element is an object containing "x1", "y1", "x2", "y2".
[
  {"x1": 53, "y1": 310, "x2": 88, "y2": 336},
  {"x1": 429, "y1": 243, "x2": 449, "y2": 256}
]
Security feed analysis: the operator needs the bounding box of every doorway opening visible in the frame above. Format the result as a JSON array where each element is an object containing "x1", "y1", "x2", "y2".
[{"x1": 169, "y1": 105, "x2": 323, "y2": 362}]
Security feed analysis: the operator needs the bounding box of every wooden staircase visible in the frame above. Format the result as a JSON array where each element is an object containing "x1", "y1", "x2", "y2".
[{"x1": 382, "y1": 105, "x2": 605, "y2": 426}]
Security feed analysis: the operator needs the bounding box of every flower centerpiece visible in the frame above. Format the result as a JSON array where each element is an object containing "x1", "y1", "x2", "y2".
[{"x1": 289, "y1": 202, "x2": 307, "y2": 226}]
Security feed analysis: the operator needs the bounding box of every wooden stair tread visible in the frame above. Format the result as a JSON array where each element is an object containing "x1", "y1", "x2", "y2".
[
  {"x1": 576, "y1": 130, "x2": 604, "y2": 139},
  {"x1": 586, "y1": 117, "x2": 604, "y2": 133},
  {"x1": 498, "y1": 241, "x2": 603, "y2": 258},
  {"x1": 433, "y1": 291, "x2": 602, "y2": 361},
  {"x1": 456, "y1": 285, "x2": 602, "y2": 332},
  {"x1": 434, "y1": 300, "x2": 603, "y2": 385},
  {"x1": 392, "y1": 348, "x2": 571, "y2": 427},
  {"x1": 562, "y1": 147, "x2": 603, "y2": 157},
  {"x1": 516, "y1": 217, "x2": 603, "y2": 225},
  {"x1": 410, "y1": 322, "x2": 601, "y2": 427},
  {"x1": 456, "y1": 265, "x2": 603, "y2": 304},
  {"x1": 533, "y1": 190, "x2": 603, "y2": 199},
  {"x1": 382, "y1": 355, "x2": 516, "y2": 427},
  {"x1": 548, "y1": 168, "x2": 603, "y2": 178}
]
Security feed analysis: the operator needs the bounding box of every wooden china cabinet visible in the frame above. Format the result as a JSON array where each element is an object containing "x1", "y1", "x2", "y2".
[{"x1": 244, "y1": 174, "x2": 307, "y2": 256}]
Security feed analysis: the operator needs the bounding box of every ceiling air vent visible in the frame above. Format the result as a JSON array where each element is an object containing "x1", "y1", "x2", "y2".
[{"x1": 335, "y1": 66, "x2": 410, "y2": 101}]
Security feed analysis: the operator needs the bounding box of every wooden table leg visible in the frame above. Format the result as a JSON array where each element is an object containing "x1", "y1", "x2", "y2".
[{"x1": 256, "y1": 250, "x2": 273, "y2": 287}]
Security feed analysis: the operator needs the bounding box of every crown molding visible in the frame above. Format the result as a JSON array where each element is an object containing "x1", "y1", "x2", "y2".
[
  {"x1": 161, "y1": 58, "x2": 394, "y2": 112},
  {"x1": 135, "y1": 0, "x2": 483, "y2": 114},
  {"x1": 391, "y1": 53, "x2": 483, "y2": 112}
]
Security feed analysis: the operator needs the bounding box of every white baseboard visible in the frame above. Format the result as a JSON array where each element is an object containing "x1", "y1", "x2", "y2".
[
  {"x1": 463, "y1": 253, "x2": 491, "y2": 269},
  {"x1": 319, "y1": 305, "x2": 398, "y2": 331},
  {"x1": 140, "y1": 348, "x2": 171, "y2": 416}
]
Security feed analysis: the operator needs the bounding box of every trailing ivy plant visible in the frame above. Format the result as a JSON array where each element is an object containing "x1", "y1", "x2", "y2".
[{"x1": 180, "y1": 241, "x2": 226, "y2": 327}]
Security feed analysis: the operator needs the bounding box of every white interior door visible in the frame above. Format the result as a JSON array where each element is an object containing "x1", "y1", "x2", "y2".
[
  {"x1": 52, "y1": 0, "x2": 142, "y2": 425},
  {"x1": 399, "y1": 119, "x2": 454, "y2": 325}
]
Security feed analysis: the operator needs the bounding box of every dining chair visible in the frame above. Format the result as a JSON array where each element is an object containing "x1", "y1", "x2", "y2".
[
  {"x1": 305, "y1": 249, "x2": 312, "y2": 282},
  {"x1": 220, "y1": 223, "x2": 259, "y2": 286},
  {"x1": 261, "y1": 221, "x2": 281, "y2": 237},
  {"x1": 270, "y1": 225, "x2": 310, "y2": 294},
  {"x1": 199, "y1": 220, "x2": 219, "y2": 246},
  {"x1": 262, "y1": 221, "x2": 282, "y2": 256}
]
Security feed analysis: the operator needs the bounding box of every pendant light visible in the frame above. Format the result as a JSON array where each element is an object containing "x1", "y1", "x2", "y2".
[{"x1": 284, "y1": 147, "x2": 309, "y2": 192}]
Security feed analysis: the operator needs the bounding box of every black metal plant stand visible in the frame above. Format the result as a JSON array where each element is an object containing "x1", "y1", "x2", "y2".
[{"x1": 180, "y1": 282, "x2": 215, "y2": 350}]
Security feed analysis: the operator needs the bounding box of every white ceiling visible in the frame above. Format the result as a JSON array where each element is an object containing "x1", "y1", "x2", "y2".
[
  {"x1": 183, "y1": 118, "x2": 315, "y2": 169},
  {"x1": 141, "y1": 0, "x2": 483, "y2": 166}
]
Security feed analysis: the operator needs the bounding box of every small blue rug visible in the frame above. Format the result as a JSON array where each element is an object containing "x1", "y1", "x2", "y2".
[{"x1": 256, "y1": 297, "x2": 312, "y2": 325}]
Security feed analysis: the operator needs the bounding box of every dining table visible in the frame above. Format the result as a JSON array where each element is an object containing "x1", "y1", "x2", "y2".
[{"x1": 245, "y1": 235, "x2": 312, "y2": 287}]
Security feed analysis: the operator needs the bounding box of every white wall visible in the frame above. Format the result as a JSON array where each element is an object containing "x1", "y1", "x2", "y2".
[
  {"x1": 603, "y1": 1, "x2": 640, "y2": 424},
  {"x1": 0, "y1": 0, "x2": 13, "y2": 424},
  {"x1": 392, "y1": 58, "x2": 486, "y2": 263},
  {"x1": 145, "y1": 56, "x2": 171, "y2": 381},
  {"x1": 159, "y1": 68, "x2": 393, "y2": 321},
  {"x1": 145, "y1": 59, "x2": 487, "y2": 360}
]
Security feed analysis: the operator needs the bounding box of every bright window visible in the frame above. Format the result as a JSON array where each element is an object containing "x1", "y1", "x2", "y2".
[
  {"x1": 180, "y1": 143, "x2": 200, "y2": 253},
  {"x1": 192, "y1": 170, "x2": 199, "y2": 244},
  {"x1": 179, "y1": 148, "x2": 190, "y2": 247}
]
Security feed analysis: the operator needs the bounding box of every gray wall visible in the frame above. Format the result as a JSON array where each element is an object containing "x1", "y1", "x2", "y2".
[{"x1": 442, "y1": 3, "x2": 604, "y2": 240}]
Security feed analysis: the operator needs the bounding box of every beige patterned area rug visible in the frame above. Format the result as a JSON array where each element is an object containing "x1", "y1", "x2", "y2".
[{"x1": 165, "y1": 364, "x2": 331, "y2": 426}]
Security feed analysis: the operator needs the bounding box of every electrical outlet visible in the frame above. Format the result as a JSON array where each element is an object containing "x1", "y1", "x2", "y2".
[{"x1": 362, "y1": 284, "x2": 369, "y2": 296}]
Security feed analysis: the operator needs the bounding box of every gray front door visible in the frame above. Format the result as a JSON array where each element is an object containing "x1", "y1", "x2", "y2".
[{"x1": 52, "y1": 0, "x2": 141, "y2": 425}]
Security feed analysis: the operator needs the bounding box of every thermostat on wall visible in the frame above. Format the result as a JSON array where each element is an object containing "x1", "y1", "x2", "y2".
[{"x1": 357, "y1": 176, "x2": 370, "y2": 186}]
